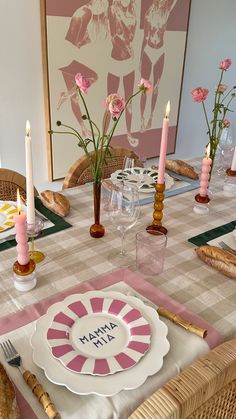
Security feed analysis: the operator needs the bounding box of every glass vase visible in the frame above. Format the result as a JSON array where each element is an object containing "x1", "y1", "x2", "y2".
[{"x1": 90, "y1": 182, "x2": 105, "y2": 238}]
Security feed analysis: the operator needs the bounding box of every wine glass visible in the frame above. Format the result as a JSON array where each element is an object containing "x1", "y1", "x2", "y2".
[
  {"x1": 27, "y1": 217, "x2": 45, "y2": 263},
  {"x1": 108, "y1": 183, "x2": 140, "y2": 260},
  {"x1": 217, "y1": 127, "x2": 235, "y2": 174},
  {"x1": 122, "y1": 156, "x2": 147, "y2": 191}
]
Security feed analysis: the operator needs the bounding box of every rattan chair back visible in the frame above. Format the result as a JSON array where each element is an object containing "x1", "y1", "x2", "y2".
[
  {"x1": 129, "y1": 339, "x2": 236, "y2": 419},
  {"x1": 0, "y1": 168, "x2": 38, "y2": 201},
  {"x1": 62, "y1": 147, "x2": 142, "y2": 189}
]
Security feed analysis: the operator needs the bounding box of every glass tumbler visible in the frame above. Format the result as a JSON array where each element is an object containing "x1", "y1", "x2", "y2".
[{"x1": 136, "y1": 230, "x2": 167, "y2": 275}]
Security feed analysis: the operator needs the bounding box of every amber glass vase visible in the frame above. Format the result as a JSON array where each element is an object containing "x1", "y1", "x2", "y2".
[{"x1": 90, "y1": 182, "x2": 105, "y2": 238}]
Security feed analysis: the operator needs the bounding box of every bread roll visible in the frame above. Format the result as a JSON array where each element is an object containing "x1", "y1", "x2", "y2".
[
  {"x1": 165, "y1": 160, "x2": 199, "y2": 180},
  {"x1": 40, "y1": 190, "x2": 70, "y2": 217},
  {"x1": 0, "y1": 362, "x2": 20, "y2": 419},
  {"x1": 195, "y1": 245, "x2": 236, "y2": 279}
]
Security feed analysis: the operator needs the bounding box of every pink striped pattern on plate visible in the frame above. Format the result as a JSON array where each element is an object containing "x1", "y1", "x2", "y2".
[{"x1": 46, "y1": 296, "x2": 151, "y2": 376}]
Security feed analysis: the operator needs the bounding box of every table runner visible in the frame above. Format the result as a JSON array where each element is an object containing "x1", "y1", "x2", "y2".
[
  {"x1": 0, "y1": 197, "x2": 72, "y2": 252},
  {"x1": 0, "y1": 268, "x2": 222, "y2": 419}
]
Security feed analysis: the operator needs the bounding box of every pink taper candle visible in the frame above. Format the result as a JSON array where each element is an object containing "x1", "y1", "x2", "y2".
[
  {"x1": 158, "y1": 101, "x2": 170, "y2": 184},
  {"x1": 14, "y1": 189, "x2": 30, "y2": 266},
  {"x1": 199, "y1": 144, "x2": 212, "y2": 197}
]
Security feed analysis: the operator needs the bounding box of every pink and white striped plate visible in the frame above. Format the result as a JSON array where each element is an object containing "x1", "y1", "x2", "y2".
[{"x1": 46, "y1": 295, "x2": 151, "y2": 376}]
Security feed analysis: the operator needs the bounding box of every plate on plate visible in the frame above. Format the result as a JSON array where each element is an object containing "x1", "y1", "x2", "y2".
[
  {"x1": 110, "y1": 168, "x2": 174, "y2": 193},
  {"x1": 47, "y1": 296, "x2": 151, "y2": 376},
  {"x1": 31, "y1": 291, "x2": 170, "y2": 396},
  {"x1": 0, "y1": 202, "x2": 17, "y2": 232}
]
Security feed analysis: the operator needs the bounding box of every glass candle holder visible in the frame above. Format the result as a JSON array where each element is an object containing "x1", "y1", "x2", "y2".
[{"x1": 13, "y1": 259, "x2": 37, "y2": 292}]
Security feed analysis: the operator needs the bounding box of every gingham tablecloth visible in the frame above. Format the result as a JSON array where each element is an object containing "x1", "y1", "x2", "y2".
[{"x1": 0, "y1": 159, "x2": 235, "y2": 341}]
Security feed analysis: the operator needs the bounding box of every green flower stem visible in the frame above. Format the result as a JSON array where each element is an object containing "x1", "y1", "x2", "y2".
[
  {"x1": 202, "y1": 102, "x2": 211, "y2": 137},
  {"x1": 78, "y1": 89, "x2": 96, "y2": 148},
  {"x1": 220, "y1": 87, "x2": 235, "y2": 103}
]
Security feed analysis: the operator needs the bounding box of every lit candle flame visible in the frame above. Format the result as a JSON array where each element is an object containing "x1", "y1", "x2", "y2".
[
  {"x1": 17, "y1": 188, "x2": 21, "y2": 215},
  {"x1": 206, "y1": 143, "x2": 211, "y2": 159},
  {"x1": 165, "y1": 101, "x2": 170, "y2": 118},
  {"x1": 26, "y1": 120, "x2": 30, "y2": 136}
]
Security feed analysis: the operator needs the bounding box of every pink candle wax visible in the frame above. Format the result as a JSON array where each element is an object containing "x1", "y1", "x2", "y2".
[
  {"x1": 14, "y1": 192, "x2": 30, "y2": 266},
  {"x1": 158, "y1": 102, "x2": 170, "y2": 184},
  {"x1": 199, "y1": 155, "x2": 212, "y2": 197}
]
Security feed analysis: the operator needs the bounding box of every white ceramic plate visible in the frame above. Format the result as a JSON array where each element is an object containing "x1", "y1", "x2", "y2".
[
  {"x1": 0, "y1": 202, "x2": 17, "y2": 232},
  {"x1": 110, "y1": 168, "x2": 174, "y2": 193},
  {"x1": 46, "y1": 295, "x2": 151, "y2": 376},
  {"x1": 31, "y1": 291, "x2": 170, "y2": 397}
]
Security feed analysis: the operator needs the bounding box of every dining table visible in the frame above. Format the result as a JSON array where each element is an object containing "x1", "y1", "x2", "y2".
[{"x1": 0, "y1": 158, "x2": 236, "y2": 419}]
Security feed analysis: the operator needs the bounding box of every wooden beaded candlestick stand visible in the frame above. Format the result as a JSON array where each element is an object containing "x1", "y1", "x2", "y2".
[
  {"x1": 223, "y1": 168, "x2": 236, "y2": 197},
  {"x1": 146, "y1": 183, "x2": 168, "y2": 235}
]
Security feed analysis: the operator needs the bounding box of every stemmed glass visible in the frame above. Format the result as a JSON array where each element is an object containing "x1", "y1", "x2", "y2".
[
  {"x1": 122, "y1": 156, "x2": 147, "y2": 191},
  {"x1": 217, "y1": 127, "x2": 235, "y2": 175},
  {"x1": 107, "y1": 183, "x2": 140, "y2": 261},
  {"x1": 27, "y1": 217, "x2": 45, "y2": 263}
]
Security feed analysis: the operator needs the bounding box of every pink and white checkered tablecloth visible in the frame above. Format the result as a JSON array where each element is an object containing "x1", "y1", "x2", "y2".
[{"x1": 0, "y1": 158, "x2": 235, "y2": 418}]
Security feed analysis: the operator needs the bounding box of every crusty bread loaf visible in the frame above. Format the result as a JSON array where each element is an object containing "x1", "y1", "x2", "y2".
[
  {"x1": 165, "y1": 159, "x2": 199, "y2": 180},
  {"x1": 195, "y1": 245, "x2": 236, "y2": 279},
  {"x1": 0, "y1": 362, "x2": 20, "y2": 418},
  {"x1": 40, "y1": 190, "x2": 70, "y2": 217}
]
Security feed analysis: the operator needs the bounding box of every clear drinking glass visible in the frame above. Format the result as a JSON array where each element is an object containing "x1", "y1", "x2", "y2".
[
  {"x1": 108, "y1": 183, "x2": 140, "y2": 257},
  {"x1": 136, "y1": 230, "x2": 167, "y2": 275}
]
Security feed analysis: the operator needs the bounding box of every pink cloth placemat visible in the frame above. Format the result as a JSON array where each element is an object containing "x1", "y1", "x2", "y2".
[
  {"x1": 0, "y1": 268, "x2": 222, "y2": 348},
  {"x1": 0, "y1": 268, "x2": 223, "y2": 419}
]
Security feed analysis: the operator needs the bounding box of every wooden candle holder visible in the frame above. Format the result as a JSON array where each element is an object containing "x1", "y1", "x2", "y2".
[{"x1": 146, "y1": 183, "x2": 167, "y2": 235}]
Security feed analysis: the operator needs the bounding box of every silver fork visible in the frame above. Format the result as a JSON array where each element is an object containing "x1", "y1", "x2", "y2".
[
  {"x1": 218, "y1": 241, "x2": 236, "y2": 254},
  {"x1": 1, "y1": 340, "x2": 60, "y2": 418}
]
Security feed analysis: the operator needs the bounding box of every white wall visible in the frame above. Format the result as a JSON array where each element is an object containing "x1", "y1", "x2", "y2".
[{"x1": 1, "y1": 0, "x2": 236, "y2": 191}]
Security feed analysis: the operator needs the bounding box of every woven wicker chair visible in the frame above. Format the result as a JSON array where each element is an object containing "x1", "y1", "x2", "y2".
[
  {"x1": 62, "y1": 147, "x2": 142, "y2": 189},
  {"x1": 0, "y1": 168, "x2": 38, "y2": 201},
  {"x1": 129, "y1": 339, "x2": 236, "y2": 419}
]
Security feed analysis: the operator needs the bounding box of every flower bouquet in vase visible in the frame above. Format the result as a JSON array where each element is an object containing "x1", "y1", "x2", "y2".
[
  {"x1": 191, "y1": 58, "x2": 235, "y2": 180},
  {"x1": 50, "y1": 75, "x2": 151, "y2": 238}
]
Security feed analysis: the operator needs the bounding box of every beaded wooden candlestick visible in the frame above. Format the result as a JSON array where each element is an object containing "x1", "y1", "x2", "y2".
[{"x1": 146, "y1": 183, "x2": 168, "y2": 235}]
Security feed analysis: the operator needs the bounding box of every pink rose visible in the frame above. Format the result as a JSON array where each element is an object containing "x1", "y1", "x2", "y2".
[
  {"x1": 217, "y1": 84, "x2": 228, "y2": 93},
  {"x1": 191, "y1": 87, "x2": 209, "y2": 102},
  {"x1": 138, "y1": 78, "x2": 152, "y2": 93},
  {"x1": 219, "y1": 59, "x2": 232, "y2": 71},
  {"x1": 75, "y1": 73, "x2": 92, "y2": 93},
  {"x1": 105, "y1": 94, "x2": 125, "y2": 116},
  {"x1": 223, "y1": 119, "x2": 231, "y2": 128}
]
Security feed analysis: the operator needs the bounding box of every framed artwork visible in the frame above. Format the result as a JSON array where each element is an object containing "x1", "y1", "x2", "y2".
[{"x1": 41, "y1": 0, "x2": 191, "y2": 181}]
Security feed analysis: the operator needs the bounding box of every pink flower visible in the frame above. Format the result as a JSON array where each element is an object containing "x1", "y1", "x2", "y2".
[
  {"x1": 216, "y1": 84, "x2": 228, "y2": 93},
  {"x1": 105, "y1": 94, "x2": 125, "y2": 116},
  {"x1": 138, "y1": 78, "x2": 152, "y2": 93},
  {"x1": 191, "y1": 87, "x2": 209, "y2": 102},
  {"x1": 223, "y1": 119, "x2": 231, "y2": 128},
  {"x1": 219, "y1": 59, "x2": 232, "y2": 71},
  {"x1": 75, "y1": 73, "x2": 92, "y2": 93}
]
